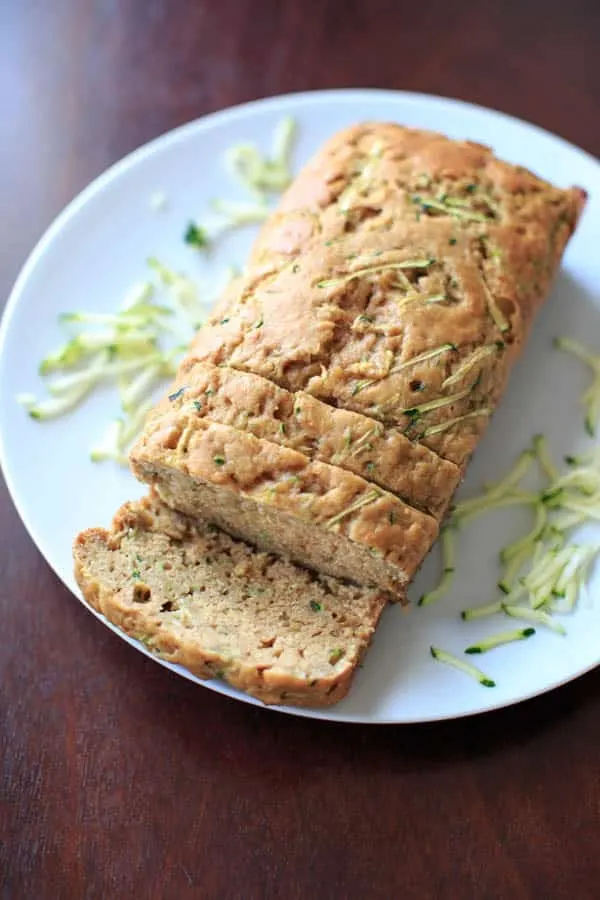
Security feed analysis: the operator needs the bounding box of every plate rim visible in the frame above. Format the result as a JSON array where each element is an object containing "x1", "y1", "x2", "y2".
[{"x1": 1, "y1": 87, "x2": 599, "y2": 724}]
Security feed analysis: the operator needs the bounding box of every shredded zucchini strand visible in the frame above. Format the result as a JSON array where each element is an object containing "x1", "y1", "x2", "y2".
[
  {"x1": 502, "y1": 604, "x2": 566, "y2": 635},
  {"x1": 461, "y1": 600, "x2": 503, "y2": 621},
  {"x1": 430, "y1": 646, "x2": 495, "y2": 687},
  {"x1": 419, "y1": 527, "x2": 455, "y2": 606},
  {"x1": 465, "y1": 628, "x2": 536, "y2": 654},
  {"x1": 426, "y1": 422, "x2": 600, "y2": 674}
]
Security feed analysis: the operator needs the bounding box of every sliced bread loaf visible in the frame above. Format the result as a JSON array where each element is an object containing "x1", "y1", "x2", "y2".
[
  {"x1": 73, "y1": 494, "x2": 388, "y2": 707},
  {"x1": 130, "y1": 416, "x2": 438, "y2": 594}
]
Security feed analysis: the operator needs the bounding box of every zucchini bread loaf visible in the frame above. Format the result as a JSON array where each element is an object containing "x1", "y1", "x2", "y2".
[
  {"x1": 131, "y1": 122, "x2": 585, "y2": 594},
  {"x1": 74, "y1": 493, "x2": 387, "y2": 706}
]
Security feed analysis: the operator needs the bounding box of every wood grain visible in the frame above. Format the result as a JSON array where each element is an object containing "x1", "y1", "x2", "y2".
[{"x1": 1, "y1": 1, "x2": 599, "y2": 897}]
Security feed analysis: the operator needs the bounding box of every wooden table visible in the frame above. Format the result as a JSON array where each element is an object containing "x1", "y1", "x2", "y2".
[{"x1": 2, "y1": 2, "x2": 599, "y2": 897}]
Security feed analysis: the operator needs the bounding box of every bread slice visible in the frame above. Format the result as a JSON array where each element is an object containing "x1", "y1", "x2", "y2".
[
  {"x1": 149, "y1": 360, "x2": 461, "y2": 519},
  {"x1": 73, "y1": 494, "x2": 388, "y2": 707},
  {"x1": 130, "y1": 417, "x2": 438, "y2": 595}
]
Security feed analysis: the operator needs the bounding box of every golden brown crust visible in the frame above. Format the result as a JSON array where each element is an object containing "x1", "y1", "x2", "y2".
[
  {"x1": 149, "y1": 360, "x2": 460, "y2": 518},
  {"x1": 185, "y1": 122, "x2": 584, "y2": 467},
  {"x1": 73, "y1": 496, "x2": 387, "y2": 707}
]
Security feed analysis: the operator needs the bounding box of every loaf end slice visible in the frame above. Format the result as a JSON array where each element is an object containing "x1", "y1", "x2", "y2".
[{"x1": 73, "y1": 494, "x2": 388, "y2": 707}]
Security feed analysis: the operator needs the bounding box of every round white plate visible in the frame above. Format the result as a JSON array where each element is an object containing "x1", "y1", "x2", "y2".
[{"x1": 1, "y1": 89, "x2": 599, "y2": 724}]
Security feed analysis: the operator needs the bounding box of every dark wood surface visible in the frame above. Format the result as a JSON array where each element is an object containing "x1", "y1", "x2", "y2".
[{"x1": 2, "y1": 1, "x2": 600, "y2": 897}]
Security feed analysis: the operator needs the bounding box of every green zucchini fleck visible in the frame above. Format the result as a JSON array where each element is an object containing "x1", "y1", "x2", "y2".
[{"x1": 184, "y1": 222, "x2": 208, "y2": 249}]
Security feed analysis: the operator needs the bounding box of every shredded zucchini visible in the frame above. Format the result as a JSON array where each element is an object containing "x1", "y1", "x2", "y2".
[
  {"x1": 119, "y1": 363, "x2": 164, "y2": 414},
  {"x1": 147, "y1": 257, "x2": 205, "y2": 328},
  {"x1": 430, "y1": 646, "x2": 495, "y2": 687},
  {"x1": 421, "y1": 408, "x2": 491, "y2": 438},
  {"x1": 498, "y1": 543, "x2": 535, "y2": 593},
  {"x1": 461, "y1": 600, "x2": 503, "y2": 621},
  {"x1": 533, "y1": 434, "x2": 559, "y2": 481},
  {"x1": 453, "y1": 491, "x2": 538, "y2": 527},
  {"x1": 206, "y1": 115, "x2": 297, "y2": 233},
  {"x1": 20, "y1": 352, "x2": 112, "y2": 420},
  {"x1": 502, "y1": 604, "x2": 566, "y2": 635},
  {"x1": 402, "y1": 386, "x2": 471, "y2": 419},
  {"x1": 226, "y1": 115, "x2": 296, "y2": 195},
  {"x1": 397, "y1": 292, "x2": 447, "y2": 309},
  {"x1": 326, "y1": 490, "x2": 380, "y2": 529},
  {"x1": 19, "y1": 119, "x2": 296, "y2": 461},
  {"x1": 317, "y1": 259, "x2": 434, "y2": 290},
  {"x1": 414, "y1": 196, "x2": 491, "y2": 223},
  {"x1": 90, "y1": 420, "x2": 126, "y2": 464},
  {"x1": 481, "y1": 280, "x2": 510, "y2": 333},
  {"x1": 391, "y1": 343, "x2": 455, "y2": 374},
  {"x1": 347, "y1": 426, "x2": 382, "y2": 458},
  {"x1": 424, "y1": 428, "x2": 600, "y2": 688},
  {"x1": 499, "y1": 502, "x2": 547, "y2": 563},
  {"x1": 465, "y1": 628, "x2": 535, "y2": 654},
  {"x1": 19, "y1": 264, "x2": 195, "y2": 455},
  {"x1": 419, "y1": 527, "x2": 456, "y2": 606},
  {"x1": 211, "y1": 197, "x2": 271, "y2": 225},
  {"x1": 555, "y1": 335, "x2": 600, "y2": 435},
  {"x1": 452, "y1": 451, "x2": 536, "y2": 524},
  {"x1": 442, "y1": 344, "x2": 499, "y2": 389}
]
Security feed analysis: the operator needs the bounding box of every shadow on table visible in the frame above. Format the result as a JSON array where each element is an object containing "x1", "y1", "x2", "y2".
[{"x1": 114, "y1": 634, "x2": 599, "y2": 780}]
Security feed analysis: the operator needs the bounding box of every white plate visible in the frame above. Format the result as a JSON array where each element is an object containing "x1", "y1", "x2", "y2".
[{"x1": 1, "y1": 89, "x2": 599, "y2": 724}]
